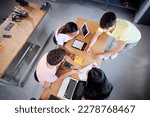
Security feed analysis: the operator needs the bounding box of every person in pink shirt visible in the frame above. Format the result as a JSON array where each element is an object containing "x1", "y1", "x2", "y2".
[{"x1": 35, "y1": 48, "x2": 79, "y2": 90}]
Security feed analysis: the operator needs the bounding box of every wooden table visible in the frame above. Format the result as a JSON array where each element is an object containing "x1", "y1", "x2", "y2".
[
  {"x1": 0, "y1": 3, "x2": 47, "y2": 78},
  {"x1": 40, "y1": 18, "x2": 108, "y2": 100}
]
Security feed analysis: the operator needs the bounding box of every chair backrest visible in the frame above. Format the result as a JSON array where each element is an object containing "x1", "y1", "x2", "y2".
[
  {"x1": 34, "y1": 71, "x2": 39, "y2": 83},
  {"x1": 53, "y1": 36, "x2": 58, "y2": 45}
]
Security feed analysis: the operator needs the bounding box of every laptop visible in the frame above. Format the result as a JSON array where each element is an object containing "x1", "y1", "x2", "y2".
[
  {"x1": 57, "y1": 77, "x2": 86, "y2": 100},
  {"x1": 80, "y1": 22, "x2": 89, "y2": 38}
]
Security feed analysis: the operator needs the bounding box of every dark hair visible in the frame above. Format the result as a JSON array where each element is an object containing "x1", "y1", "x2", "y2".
[
  {"x1": 47, "y1": 48, "x2": 66, "y2": 65},
  {"x1": 84, "y1": 67, "x2": 113, "y2": 100},
  {"x1": 58, "y1": 22, "x2": 78, "y2": 34},
  {"x1": 100, "y1": 12, "x2": 116, "y2": 29}
]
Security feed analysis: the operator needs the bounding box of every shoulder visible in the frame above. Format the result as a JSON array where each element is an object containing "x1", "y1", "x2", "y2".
[
  {"x1": 117, "y1": 19, "x2": 141, "y2": 34},
  {"x1": 97, "y1": 27, "x2": 103, "y2": 32},
  {"x1": 40, "y1": 53, "x2": 48, "y2": 62},
  {"x1": 117, "y1": 19, "x2": 130, "y2": 28},
  {"x1": 57, "y1": 33, "x2": 69, "y2": 38},
  {"x1": 37, "y1": 53, "x2": 48, "y2": 67}
]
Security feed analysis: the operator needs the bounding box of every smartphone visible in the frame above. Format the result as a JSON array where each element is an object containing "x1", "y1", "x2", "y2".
[
  {"x1": 63, "y1": 61, "x2": 74, "y2": 70},
  {"x1": 5, "y1": 22, "x2": 14, "y2": 31}
]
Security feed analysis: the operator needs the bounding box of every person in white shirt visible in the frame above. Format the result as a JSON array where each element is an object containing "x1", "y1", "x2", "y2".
[
  {"x1": 35, "y1": 48, "x2": 79, "y2": 90},
  {"x1": 54, "y1": 22, "x2": 79, "y2": 56}
]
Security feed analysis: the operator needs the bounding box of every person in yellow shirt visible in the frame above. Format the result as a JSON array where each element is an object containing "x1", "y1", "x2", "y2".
[{"x1": 87, "y1": 12, "x2": 141, "y2": 60}]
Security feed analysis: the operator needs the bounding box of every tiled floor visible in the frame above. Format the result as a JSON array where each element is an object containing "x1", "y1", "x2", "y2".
[{"x1": 0, "y1": 0, "x2": 150, "y2": 100}]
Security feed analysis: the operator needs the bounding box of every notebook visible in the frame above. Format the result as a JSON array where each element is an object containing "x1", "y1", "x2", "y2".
[
  {"x1": 73, "y1": 56, "x2": 84, "y2": 65},
  {"x1": 78, "y1": 63, "x2": 94, "y2": 81}
]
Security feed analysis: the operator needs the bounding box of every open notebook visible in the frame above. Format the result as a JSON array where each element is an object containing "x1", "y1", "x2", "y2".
[{"x1": 78, "y1": 63, "x2": 95, "y2": 81}]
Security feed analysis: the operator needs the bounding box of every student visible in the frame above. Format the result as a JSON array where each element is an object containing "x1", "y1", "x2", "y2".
[
  {"x1": 83, "y1": 67, "x2": 113, "y2": 100},
  {"x1": 35, "y1": 48, "x2": 79, "y2": 90},
  {"x1": 55, "y1": 22, "x2": 79, "y2": 46},
  {"x1": 87, "y1": 12, "x2": 141, "y2": 60},
  {"x1": 54, "y1": 22, "x2": 79, "y2": 56}
]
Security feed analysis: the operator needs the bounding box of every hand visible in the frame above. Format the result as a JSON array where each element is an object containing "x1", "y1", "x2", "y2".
[
  {"x1": 69, "y1": 53, "x2": 75, "y2": 59},
  {"x1": 95, "y1": 53, "x2": 105, "y2": 59},
  {"x1": 70, "y1": 69, "x2": 80, "y2": 74},
  {"x1": 43, "y1": 82, "x2": 51, "y2": 92},
  {"x1": 87, "y1": 48, "x2": 91, "y2": 54},
  {"x1": 92, "y1": 62, "x2": 98, "y2": 67}
]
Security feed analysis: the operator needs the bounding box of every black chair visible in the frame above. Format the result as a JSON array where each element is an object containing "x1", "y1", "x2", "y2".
[
  {"x1": 53, "y1": 36, "x2": 58, "y2": 45},
  {"x1": 30, "y1": 97, "x2": 36, "y2": 100},
  {"x1": 34, "y1": 71, "x2": 39, "y2": 83},
  {"x1": 53, "y1": 35, "x2": 67, "y2": 46}
]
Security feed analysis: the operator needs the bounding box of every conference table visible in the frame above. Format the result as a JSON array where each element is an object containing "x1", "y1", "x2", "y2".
[{"x1": 40, "y1": 18, "x2": 108, "y2": 100}]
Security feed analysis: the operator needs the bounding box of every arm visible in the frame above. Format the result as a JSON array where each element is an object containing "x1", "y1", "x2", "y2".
[
  {"x1": 104, "y1": 40, "x2": 126, "y2": 55},
  {"x1": 97, "y1": 40, "x2": 126, "y2": 58},
  {"x1": 87, "y1": 29, "x2": 102, "y2": 53},
  {"x1": 56, "y1": 69, "x2": 79, "y2": 82},
  {"x1": 74, "y1": 30, "x2": 79, "y2": 37}
]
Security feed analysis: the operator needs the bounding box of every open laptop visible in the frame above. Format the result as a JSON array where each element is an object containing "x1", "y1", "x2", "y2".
[
  {"x1": 80, "y1": 22, "x2": 89, "y2": 38},
  {"x1": 57, "y1": 77, "x2": 86, "y2": 100}
]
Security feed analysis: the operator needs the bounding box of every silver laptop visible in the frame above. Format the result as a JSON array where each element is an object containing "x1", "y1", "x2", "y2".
[{"x1": 57, "y1": 77, "x2": 86, "y2": 100}]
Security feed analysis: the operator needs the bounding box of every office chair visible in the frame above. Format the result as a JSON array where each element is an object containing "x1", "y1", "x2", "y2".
[
  {"x1": 34, "y1": 71, "x2": 39, "y2": 83},
  {"x1": 52, "y1": 31, "x2": 59, "y2": 48},
  {"x1": 53, "y1": 36, "x2": 57, "y2": 45}
]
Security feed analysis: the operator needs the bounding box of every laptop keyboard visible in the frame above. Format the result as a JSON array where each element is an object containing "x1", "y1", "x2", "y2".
[{"x1": 64, "y1": 79, "x2": 77, "y2": 99}]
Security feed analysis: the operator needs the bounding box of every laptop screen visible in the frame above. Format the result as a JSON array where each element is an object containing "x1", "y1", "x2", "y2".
[
  {"x1": 57, "y1": 77, "x2": 86, "y2": 100},
  {"x1": 72, "y1": 81, "x2": 86, "y2": 100},
  {"x1": 81, "y1": 23, "x2": 89, "y2": 38}
]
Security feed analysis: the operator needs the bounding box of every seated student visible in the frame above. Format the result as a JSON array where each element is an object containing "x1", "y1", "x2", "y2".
[
  {"x1": 35, "y1": 48, "x2": 79, "y2": 90},
  {"x1": 55, "y1": 22, "x2": 79, "y2": 46},
  {"x1": 83, "y1": 67, "x2": 113, "y2": 100},
  {"x1": 54, "y1": 22, "x2": 79, "y2": 56}
]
